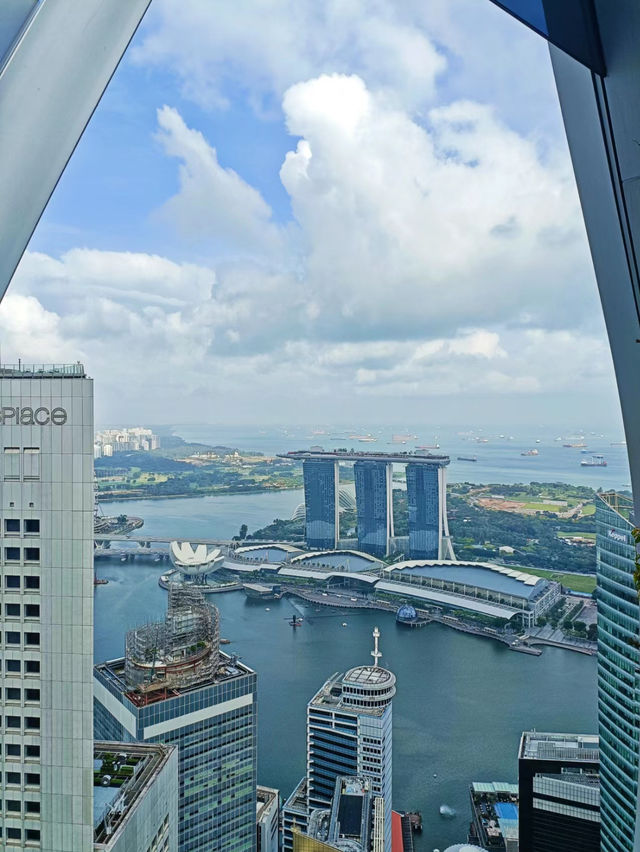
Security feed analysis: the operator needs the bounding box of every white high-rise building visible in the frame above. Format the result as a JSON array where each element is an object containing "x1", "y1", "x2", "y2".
[
  {"x1": 0, "y1": 363, "x2": 94, "y2": 851},
  {"x1": 283, "y1": 628, "x2": 395, "y2": 852}
]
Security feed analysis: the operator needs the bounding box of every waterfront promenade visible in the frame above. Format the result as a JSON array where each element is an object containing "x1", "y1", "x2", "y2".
[{"x1": 282, "y1": 586, "x2": 543, "y2": 656}]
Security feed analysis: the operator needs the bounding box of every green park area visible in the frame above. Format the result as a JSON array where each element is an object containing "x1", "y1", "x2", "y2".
[
  {"x1": 95, "y1": 435, "x2": 302, "y2": 501},
  {"x1": 519, "y1": 568, "x2": 596, "y2": 594}
]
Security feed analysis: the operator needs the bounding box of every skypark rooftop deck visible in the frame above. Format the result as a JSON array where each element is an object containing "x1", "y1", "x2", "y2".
[{"x1": 278, "y1": 449, "x2": 450, "y2": 465}]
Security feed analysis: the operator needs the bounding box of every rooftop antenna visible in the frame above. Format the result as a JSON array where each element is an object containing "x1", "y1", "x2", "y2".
[{"x1": 371, "y1": 626, "x2": 382, "y2": 668}]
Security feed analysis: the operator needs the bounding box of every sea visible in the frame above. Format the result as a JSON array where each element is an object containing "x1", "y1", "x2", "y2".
[
  {"x1": 95, "y1": 423, "x2": 608, "y2": 850},
  {"x1": 166, "y1": 423, "x2": 632, "y2": 492}
]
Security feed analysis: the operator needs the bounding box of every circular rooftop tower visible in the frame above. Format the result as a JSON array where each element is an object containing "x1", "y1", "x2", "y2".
[
  {"x1": 342, "y1": 665, "x2": 396, "y2": 709},
  {"x1": 341, "y1": 626, "x2": 396, "y2": 709}
]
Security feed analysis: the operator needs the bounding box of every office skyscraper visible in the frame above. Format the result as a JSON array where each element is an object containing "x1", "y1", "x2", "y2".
[
  {"x1": 518, "y1": 732, "x2": 600, "y2": 852},
  {"x1": 302, "y1": 458, "x2": 339, "y2": 550},
  {"x1": 284, "y1": 628, "x2": 394, "y2": 852},
  {"x1": 595, "y1": 491, "x2": 639, "y2": 852},
  {"x1": 0, "y1": 363, "x2": 94, "y2": 850},
  {"x1": 353, "y1": 461, "x2": 392, "y2": 558},
  {"x1": 94, "y1": 585, "x2": 257, "y2": 852}
]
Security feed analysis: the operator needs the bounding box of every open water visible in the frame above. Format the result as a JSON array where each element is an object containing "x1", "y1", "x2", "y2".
[
  {"x1": 169, "y1": 423, "x2": 632, "y2": 491},
  {"x1": 95, "y1": 480, "x2": 598, "y2": 849}
]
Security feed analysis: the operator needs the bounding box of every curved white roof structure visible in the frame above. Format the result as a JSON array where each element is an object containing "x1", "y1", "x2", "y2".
[
  {"x1": 236, "y1": 543, "x2": 301, "y2": 555},
  {"x1": 170, "y1": 542, "x2": 224, "y2": 576},
  {"x1": 375, "y1": 580, "x2": 521, "y2": 620},
  {"x1": 278, "y1": 567, "x2": 379, "y2": 585},
  {"x1": 291, "y1": 549, "x2": 378, "y2": 566}
]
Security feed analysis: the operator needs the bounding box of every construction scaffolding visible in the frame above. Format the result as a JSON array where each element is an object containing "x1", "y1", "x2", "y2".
[{"x1": 124, "y1": 583, "x2": 220, "y2": 698}]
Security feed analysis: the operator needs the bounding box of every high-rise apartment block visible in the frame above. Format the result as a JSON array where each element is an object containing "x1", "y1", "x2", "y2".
[
  {"x1": 283, "y1": 450, "x2": 453, "y2": 559},
  {"x1": 595, "y1": 491, "x2": 639, "y2": 852},
  {"x1": 94, "y1": 585, "x2": 257, "y2": 852},
  {"x1": 94, "y1": 427, "x2": 160, "y2": 458},
  {"x1": 518, "y1": 732, "x2": 600, "y2": 852},
  {"x1": 283, "y1": 629, "x2": 394, "y2": 852},
  {"x1": 0, "y1": 363, "x2": 94, "y2": 851}
]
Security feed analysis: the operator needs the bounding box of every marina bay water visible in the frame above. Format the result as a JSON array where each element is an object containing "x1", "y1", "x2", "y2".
[{"x1": 95, "y1": 492, "x2": 598, "y2": 850}]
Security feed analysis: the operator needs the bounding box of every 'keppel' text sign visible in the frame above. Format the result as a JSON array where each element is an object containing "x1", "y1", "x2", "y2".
[
  {"x1": 0, "y1": 406, "x2": 67, "y2": 425},
  {"x1": 608, "y1": 529, "x2": 628, "y2": 543}
]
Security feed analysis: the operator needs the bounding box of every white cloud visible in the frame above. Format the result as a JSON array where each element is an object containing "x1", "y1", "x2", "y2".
[
  {"x1": 134, "y1": 0, "x2": 447, "y2": 113},
  {"x1": 155, "y1": 106, "x2": 283, "y2": 257},
  {"x1": 278, "y1": 74, "x2": 594, "y2": 339},
  {"x1": 5, "y1": 4, "x2": 616, "y2": 426}
]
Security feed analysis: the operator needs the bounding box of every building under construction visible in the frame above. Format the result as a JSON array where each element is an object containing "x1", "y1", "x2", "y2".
[
  {"x1": 94, "y1": 584, "x2": 258, "y2": 852},
  {"x1": 124, "y1": 583, "x2": 220, "y2": 700}
]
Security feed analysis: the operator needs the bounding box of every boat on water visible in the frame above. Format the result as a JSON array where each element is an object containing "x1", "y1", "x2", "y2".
[
  {"x1": 581, "y1": 455, "x2": 608, "y2": 467},
  {"x1": 416, "y1": 443, "x2": 440, "y2": 450},
  {"x1": 564, "y1": 442, "x2": 587, "y2": 448},
  {"x1": 521, "y1": 449, "x2": 539, "y2": 456},
  {"x1": 611, "y1": 441, "x2": 627, "y2": 446},
  {"x1": 457, "y1": 455, "x2": 477, "y2": 462},
  {"x1": 393, "y1": 434, "x2": 417, "y2": 443}
]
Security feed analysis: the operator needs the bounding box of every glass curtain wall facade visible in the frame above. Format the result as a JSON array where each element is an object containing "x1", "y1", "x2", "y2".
[
  {"x1": 303, "y1": 460, "x2": 338, "y2": 550},
  {"x1": 94, "y1": 659, "x2": 257, "y2": 852},
  {"x1": 354, "y1": 461, "x2": 389, "y2": 558},
  {"x1": 406, "y1": 463, "x2": 439, "y2": 559},
  {"x1": 595, "y1": 492, "x2": 640, "y2": 852}
]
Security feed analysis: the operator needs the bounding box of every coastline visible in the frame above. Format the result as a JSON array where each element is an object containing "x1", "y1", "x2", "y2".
[{"x1": 97, "y1": 485, "x2": 303, "y2": 504}]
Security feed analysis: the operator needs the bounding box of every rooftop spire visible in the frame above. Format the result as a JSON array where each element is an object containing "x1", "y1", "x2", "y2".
[{"x1": 371, "y1": 626, "x2": 382, "y2": 668}]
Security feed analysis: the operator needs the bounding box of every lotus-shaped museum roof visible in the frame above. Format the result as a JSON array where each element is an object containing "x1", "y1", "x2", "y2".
[{"x1": 170, "y1": 541, "x2": 224, "y2": 575}]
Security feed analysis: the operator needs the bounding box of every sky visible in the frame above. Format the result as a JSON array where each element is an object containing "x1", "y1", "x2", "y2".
[{"x1": 0, "y1": 0, "x2": 624, "y2": 431}]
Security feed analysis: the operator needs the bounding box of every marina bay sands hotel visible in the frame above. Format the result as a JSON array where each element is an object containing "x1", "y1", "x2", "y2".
[{"x1": 279, "y1": 449, "x2": 455, "y2": 560}]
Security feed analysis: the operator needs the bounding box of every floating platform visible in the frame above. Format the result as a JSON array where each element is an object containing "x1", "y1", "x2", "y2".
[{"x1": 243, "y1": 583, "x2": 283, "y2": 600}]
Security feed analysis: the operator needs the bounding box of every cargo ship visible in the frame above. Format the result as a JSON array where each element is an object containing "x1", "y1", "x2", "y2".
[
  {"x1": 457, "y1": 455, "x2": 477, "y2": 462},
  {"x1": 564, "y1": 442, "x2": 587, "y2": 448},
  {"x1": 581, "y1": 455, "x2": 607, "y2": 467}
]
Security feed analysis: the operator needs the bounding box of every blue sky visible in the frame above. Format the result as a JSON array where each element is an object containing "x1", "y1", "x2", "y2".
[{"x1": 1, "y1": 0, "x2": 623, "y2": 431}]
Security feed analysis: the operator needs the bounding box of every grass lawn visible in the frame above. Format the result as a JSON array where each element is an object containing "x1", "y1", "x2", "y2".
[
  {"x1": 580, "y1": 504, "x2": 596, "y2": 515},
  {"x1": 557, "y1": 531, "x2": 596, "y2": 540},
  {"x1": 519, "y1": 568, "x2": 596, "y2": 594},
  {"x1": 523, "y1": 502, "x2": 561, "y2": 512}
]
